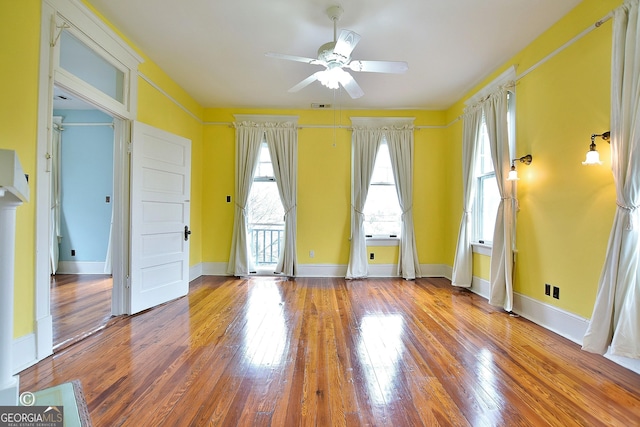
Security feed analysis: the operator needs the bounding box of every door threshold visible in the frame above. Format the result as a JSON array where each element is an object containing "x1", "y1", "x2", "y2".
[{"x1": 53, "y1": 315, "x2": 126, "y2": 354}]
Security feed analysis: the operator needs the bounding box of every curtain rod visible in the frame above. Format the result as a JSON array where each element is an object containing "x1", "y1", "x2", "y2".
[
  {"x1": 517, "y1": 12, "x2": 613, "y2": 81},
  {"x1": 57, "y1": 122, "x2": 114, "y2": 130},
  {"x1": 203, "y1": 122, "x2": 443, "y2": 130}
]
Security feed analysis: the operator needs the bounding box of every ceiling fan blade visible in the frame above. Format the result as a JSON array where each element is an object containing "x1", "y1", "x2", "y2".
[
  {"x1": 266, "y1": 52, "x2": 322, "y2": 65},
  {"x1": 348, "y1": 60, "x2": 408, "y2": 74},
  {"x1": 288, "y1": 73, "x2": 320, "y2": 93},
  {"x1": 334, "y1": 30, "x2": 361, "y2": 58},
  {"x1": 340, "y1": 73, "x2": 364, "y2": 99}
]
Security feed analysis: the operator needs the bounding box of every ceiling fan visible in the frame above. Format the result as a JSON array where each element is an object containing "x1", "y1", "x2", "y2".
[{"x1": 265, "y1": 5, "x2": 408, "y2": 99}]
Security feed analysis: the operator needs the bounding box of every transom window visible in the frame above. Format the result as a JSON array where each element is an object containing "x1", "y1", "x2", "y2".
[{"x1": 363, "y1": 140, "x2": 402, "y2": 237}]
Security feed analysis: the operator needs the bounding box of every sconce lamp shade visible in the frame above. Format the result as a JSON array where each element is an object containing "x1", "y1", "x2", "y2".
[
  {"x1": 582, "y1": 132, "x2": 609, "y2": 165},
  {"x1": 507, "y1": 166, "x2": 519, "y2": 181},
  {"x1": 507, "y1": 154, "x2": 532, "y2": 181},
  {"x1": 582, "y1": 147, "x2": 602, "y2": 165}
]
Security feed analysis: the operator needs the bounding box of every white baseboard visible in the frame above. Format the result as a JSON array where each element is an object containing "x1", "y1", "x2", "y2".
[
  {"x1": 465, "y1": 274, "x2": 639, "y2": 375},
  {"x1": 36, "y1": 315, "x2": 53, "y2": 361},
  {"x1": 13, "y1": 333, "x2": 36, "y2": 374},
  {"x1": 297, "y1": 264, "x2": 348, "y2": 277},
  {"x1": 201, "y1": 262, "x2": 229, "y2": 276},
  {"x1": 189, "y1": 263, "x2": 203, "y2": 281},
  {"x1": 420, "y1": 264, "x2": 451, "y2": 278},
  {"x1": 56, "y1": 261, "x2": 106, "y2": 274}
]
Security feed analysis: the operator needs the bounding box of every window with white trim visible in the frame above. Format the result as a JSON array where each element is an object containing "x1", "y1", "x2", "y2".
[
  {"x1": 363, "y1": 139, "x2": 402, "y2": 238},
  {"x1": 473, "y1": 91, "x2": 515, "y2": 245},
  {"x1": 247, "y1": 141, "x2": 284, "y2": 269}
]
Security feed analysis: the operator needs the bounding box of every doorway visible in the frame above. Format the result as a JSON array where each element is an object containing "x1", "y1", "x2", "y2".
[
  {"x1": 50, "y1": 86, "x2": 115, "y2": 349},
  {"x1": 247, "y1": 141, "x2": 285, "y2": 274}
]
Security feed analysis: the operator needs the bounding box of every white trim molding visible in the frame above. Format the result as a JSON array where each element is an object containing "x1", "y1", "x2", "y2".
[
  {"x1": 56, "y1": 261, "x2": 106, "y2": 275},
  {"x1": 466, "y1": 274, "x2": 639, "y2": 375},
  {"x1": 465, "y1": 65, "x2": 517, "y2": 106},
  {"x1": 297, "y1": 264, "x2": 348, "y2": 278},
  {"x1": 13, "y1": 334, "x2": 37, "y2": 374},
  {"x1": 233, "y1": 115, "x2": 299, "y2": 125}
]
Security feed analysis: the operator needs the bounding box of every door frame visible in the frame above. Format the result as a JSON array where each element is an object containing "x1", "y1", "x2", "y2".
[{"x1": 34, "y1": 0, "x2": 142, "y2": 360}]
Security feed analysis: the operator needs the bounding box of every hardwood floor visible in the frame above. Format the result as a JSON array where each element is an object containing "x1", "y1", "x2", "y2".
[
  {"x1": 22, "y1": 276, "x2": 640, "y2": 426},
  {"x1": 51, "y1": 274, "x2": 113, "y2": 350}
]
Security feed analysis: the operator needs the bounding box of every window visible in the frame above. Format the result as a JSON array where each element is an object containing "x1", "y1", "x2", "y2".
[
  {"x1": 473, "y1": 91, "x2": 515, "y2": 245},
  {"x1": 474, "y1": 122, "x2": 500, "y2": 244},
  {"x1": 363, "y1": 139, "x2": 402, "y2": 238},
  {"x1": 247, "y1": 142, "x2": 284, "y2": 269},
  {"x1": 59, "y1": 30, "x2": 126, "y2": 104}
]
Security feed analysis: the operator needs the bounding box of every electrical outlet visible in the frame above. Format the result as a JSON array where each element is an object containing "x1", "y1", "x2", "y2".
[
  {"x1": 553, "y1": 286, "x2": 560, "y2": 299},
  {"x1": 309, "y1": 250, "x2": 314, "y2": 258},
  {"x1": 71, "y1": 249, "x2": 76, "y2": 257},
  {"x1": 226, "y1": 195, "x2": 231, "y2": 203},
  {"x1": 545, "y1": 284, "x2": 551, "y2": 296},
  {"x1": 369, "y1": 253, "x2": 374, "y2": 260}
]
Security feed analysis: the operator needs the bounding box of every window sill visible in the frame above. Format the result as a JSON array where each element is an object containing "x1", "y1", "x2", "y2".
[
  {"x1": 366, "y1": 237, "x2": 400, "y2": 247},
  {"x1": 472, "y1": 242, "x2": 492, "y2": 256}
]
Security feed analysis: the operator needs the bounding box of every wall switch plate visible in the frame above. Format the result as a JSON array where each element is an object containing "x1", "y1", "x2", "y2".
[
  {"x1": 105, "y1": 195, "x2": 111, "y2": 203},
  {"x1": 226, "y1": 195, "x2": 231, "y2": 203},
  {"x1": 545, "y1": 284, "x2": 551, "y2": 296},
  {"x1": 369, "y1": 253, "x2": 374, "y2": 260},
  {"x1": 553, "y1": 286, "x2": 560, "y2": 299},
  {"x1": 71, "y1": 249, "x2": 76, "y2": 256},
  {"x1": 309, "y1": 250, "x2": 314, "y2": 258}
]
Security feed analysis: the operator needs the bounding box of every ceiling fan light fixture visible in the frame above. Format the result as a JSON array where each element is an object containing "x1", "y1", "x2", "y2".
[
  {"x1": 317, "y1": 67, "x2": 350, "y2": 89},
  {"x1": 266, "y1": 4, "x2": 408, "y2": 99}
]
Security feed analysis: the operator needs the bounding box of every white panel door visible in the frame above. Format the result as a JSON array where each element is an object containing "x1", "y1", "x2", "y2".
[{"x1": 130, "y1": 121, "x2": 191, "y2": 314}]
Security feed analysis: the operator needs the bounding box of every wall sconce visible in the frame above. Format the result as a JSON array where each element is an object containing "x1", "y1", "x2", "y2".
[
  {"x1": 582, "y1": 131, "x2": 610, "y2": 165},
  {"x1": 507, "y1": 154, "x2": 533, "y2": 181}
]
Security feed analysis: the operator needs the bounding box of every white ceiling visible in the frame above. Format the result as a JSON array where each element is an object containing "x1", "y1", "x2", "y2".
[{"x1": 87, "y1": 0, "x2": 582, "y2": 110}]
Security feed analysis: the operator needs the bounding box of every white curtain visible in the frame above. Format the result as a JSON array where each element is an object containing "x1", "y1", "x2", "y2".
[
  {"x1": 50, "y1": 123, "x2": 62, "y2": 275},
  {"x1": 387, "y1": 128, "x2": 422, "y2": 280},
  {"x1": 583, "y1": 0, "x2": 640, "y2": 358},
  {"x1": 265, "y1": 124, "x2": 298, "y2": 276},
  {"x1": 452, "y1": 106, "x2": 483, "y2": 287},
  {"x1": 227, "y1": 123, "x2": 264, "y2": 276},
  {"x1": 346, "y1": 128, "x2": 383, "y2": 279},
  {"x1": 484, "y1": 86, "x2": 517, "y2": 312}
]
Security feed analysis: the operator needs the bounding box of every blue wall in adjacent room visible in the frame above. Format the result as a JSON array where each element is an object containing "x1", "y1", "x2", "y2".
[{"x1": 54, "y1": 109, "x2": 113, "y2": 263}]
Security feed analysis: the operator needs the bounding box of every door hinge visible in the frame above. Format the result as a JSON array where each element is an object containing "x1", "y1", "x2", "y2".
[
  {"x1": 127, "y1": 142, "x2": 132, "y2": 154},
  {"x1": 126, "y1": 275, "x2": 131, "y2": 289}
]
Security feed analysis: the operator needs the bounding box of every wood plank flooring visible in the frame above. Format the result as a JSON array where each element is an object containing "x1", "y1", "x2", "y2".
[
  {"x1": 51, "y1": 274, "x2": 113, "y2": 350},
  {"x1": 22, "y1": 276, "x2": 640, "y2": 426}
]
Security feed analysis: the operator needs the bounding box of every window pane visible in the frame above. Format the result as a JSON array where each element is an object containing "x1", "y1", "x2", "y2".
[
  {"x1": 247, "y1": 144, "x2": 284, "y2": 267},
  {"x1": 477, "y1": 122, "x2": 493, "y2": 174},
  {"x1": 363, "y1": 184, "x2": 401, "y2": 236},
  {"x1": 370, "y1": 143, "x2": 395, "y2": 184},
  {"x1": 363, "y1": 141, "x2": 401, "y2": 236},
  {"x1": 60, "y1": 30, "x2": 125, "y2": 103},
  {"x1": 477, "y1": 175, "x2": 500, "y2": 243},
  {"x1": 254, "y1": 143, "x2": 274, "y2": 179}
]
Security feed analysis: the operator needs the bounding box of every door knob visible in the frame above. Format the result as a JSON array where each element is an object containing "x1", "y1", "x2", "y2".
[{"x1": 184, "y1": 225, "x2": 191, "y2": 241}]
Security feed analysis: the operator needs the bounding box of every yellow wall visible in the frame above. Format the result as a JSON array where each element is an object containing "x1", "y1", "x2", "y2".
[
  {"x1": 201, "y1": 109, "x2": 447, "y2": 266},
  {"x1": 444, "y1": 0, "x2": 622, "y2": 317},
  {"x1": 2, "y1": 0, "x2": 205, "y2": 339},
  {"x1": 0, "y1": 0, "x2": 41, "y2": 337},
  {"x1": 3, "y1": 0, "x2": 625, "y2": 342},
  {"x1": 84, "y1": 1, "x2": 205, "y2": 267}
]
